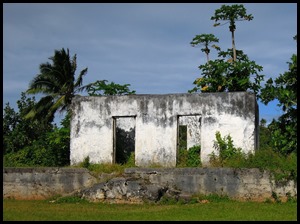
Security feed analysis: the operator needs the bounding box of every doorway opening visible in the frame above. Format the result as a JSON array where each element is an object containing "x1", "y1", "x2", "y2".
[
  {"x1": 177, "y1": 115, "x2": 202, "y2": 150},
  {"x1": 177, "y1": 115, "x2": 202, "y2": 165},
  {"x1": 113, "y1": 116, "x2": 136, "y2": 164}
]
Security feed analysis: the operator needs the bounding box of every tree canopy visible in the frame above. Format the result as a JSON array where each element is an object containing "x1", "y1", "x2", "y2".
[
  {"x1": 26, "y1": 48, "x2": 88, "y2": 123},
  {"x1": 258, "y1": 35, "x2": 297, "y2": 155},
  {"x1": 189, "y1": 4, "x2": 263, "y2": 95},
  {"x1": 211, "y1": 4, "x2": 253, "y2": 62},
  {"x1": 190, "y1": 33, "x2": 220, "y2": 63}
]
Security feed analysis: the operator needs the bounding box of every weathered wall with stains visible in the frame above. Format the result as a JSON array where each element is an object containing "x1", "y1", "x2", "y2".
[
  {"x1": 3, "y1": 168, "x2": 97, "y2": 200},
  {"x1": 3, "y1": 168, "x2": 296, "y2": 203},
  {"x1": 70, "y1": 92, "x2": 258, "y2": 167}
]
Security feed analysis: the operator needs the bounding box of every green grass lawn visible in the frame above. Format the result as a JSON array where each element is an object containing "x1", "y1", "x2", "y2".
[{"x1": 3, "y1": 199, "x2": 297, "y2": 221}]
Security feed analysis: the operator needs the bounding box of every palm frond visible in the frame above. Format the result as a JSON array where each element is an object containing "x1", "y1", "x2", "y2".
[
  {"x1": 49, "y1": 95, "x2": 66, "y2": 114},
  {"x1": 74, "y1": 67, "x2": 88, "y2": 91},
  {"x1": 27, "y1": 76, "x2": 58, "y2": 94},
  {"x1": 26, "y1": 48, "x2": 89, "y2": 123},
  {"x1": 24, "y1": 96, "x2": 54, "y2": 121},
  {"x1": 77, "y1": 79, "x2": 101, "y2": 93},
  {"x1": 24, "y1": 108, "x2": 37, "y2": 119},
  {"x1": 71, "y1": 54, "x2": 77, "y2": 75}
]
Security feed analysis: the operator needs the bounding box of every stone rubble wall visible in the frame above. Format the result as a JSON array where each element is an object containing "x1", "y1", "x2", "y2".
[
  {"x1": 3, "y1": 167, "x2": 297, "y2": 203},
  {"x1": 3, "y1": 168, "x2": 97, "y2": 200}
]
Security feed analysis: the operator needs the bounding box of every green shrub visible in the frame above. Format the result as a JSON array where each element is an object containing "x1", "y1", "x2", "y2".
[
  {"x1": 81, "y1": 156, "x2": 91, "y2": 169},
  {"x1": 209, "y1": 131, "x2": 244, "y2": 167},
  {"x1": 3, "y1": 125, "x2": 70, "y2": 168},
  {"x1": 123, "y1": 152, "x2": 136, "y2": 168},
  {"x1": 177, "y1": 148, "x2": 188, "y2": 167},
  {"x1": 187, "y1": 145, "x2": 201, "y2": 167},
  {"x1": 212, "y1": 131, "x2": 243, "y2": 164},
  {"x1": 244, "y1": 148, "x2": 297, "y2": 183},
  {"x1": 177, "y1": 145, "x2": 201, "y2": 167},
  {"x1": 3, "y1": 143, "x2": 56, "y2": 167},
  {"x1": 208, "y1": 131, "x2": 297, "y2": 183}
]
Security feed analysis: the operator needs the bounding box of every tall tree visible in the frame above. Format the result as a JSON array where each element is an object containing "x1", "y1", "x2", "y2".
[
  {"x1": 190, "y1": 33, "x2": 220, "y2": 63},
  {"x1": 211, "y1": 4, "x2": 253, "y2": 62},
  {"x1": 189, "y1": 4, "x2": 263, "y2": 95},
  {"x1": 259, "y1": 35, "x2": 297, "y2": 155},
  {"x1": 26, "y1": 48, "x2": 88, "y2": 122}
]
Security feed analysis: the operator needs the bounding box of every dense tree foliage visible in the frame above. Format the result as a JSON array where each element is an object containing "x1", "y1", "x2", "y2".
[
  {"x1": 189, "y1": 4, "x2": 264, "y2": 95},
  {"x1": 258, "y1": 35, "x2": 297, "y2": 155},
  {"x1": 84, "y1": 80, "x2": 136, "y2": 96},
  {"x1": 3, "y1": 92, "x2": 70, "y2": 166},
  {"x1": 3, "y1": 92, "x2": 53, "y2": 154},
  {"x1": 189, "y1": 49, "x2": 264, "y2": 94},
  {"x1": 258, "y1": 119, "x2": 272, "y2": 151}
]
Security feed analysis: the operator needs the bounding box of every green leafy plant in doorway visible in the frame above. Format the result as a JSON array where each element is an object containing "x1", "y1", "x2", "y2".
[{"x1": 177, "y1": 145, "x2": 201, "y2": 167}]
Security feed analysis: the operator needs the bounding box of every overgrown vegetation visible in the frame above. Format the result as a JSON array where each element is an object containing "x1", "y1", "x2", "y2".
[
  {"x1": 258, "y1": 35, "x2": 297, "y2": 156},
  {"x1": 208, "y1": 131, "x2": 297, "y2": 183},
  {"x1": 3, "y1": 94, "x2": 70, "y2": 167},
  {"x1": 209, "y1": 131, "x2": 243, "y2": 166},
  {"x1": 75, "y1": 152, "x2": 136, "y2": 176},
  {"x1": 72, "y1": 127, "x2": 296, "y2": 185},
  {"x1": 186, "y1": 3, "x2": 297, "y2": 183},
  {"x1": 2, "y1": 4, "x2": 297, "y2": 189},
  {"x1": 177, "y1": 145, "x2": 201, "y2": 167}
]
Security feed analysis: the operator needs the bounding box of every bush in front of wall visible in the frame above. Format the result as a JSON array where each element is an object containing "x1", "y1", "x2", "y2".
[{"x1": 209, "y1": 131, "x2": 244, "y2": 167}]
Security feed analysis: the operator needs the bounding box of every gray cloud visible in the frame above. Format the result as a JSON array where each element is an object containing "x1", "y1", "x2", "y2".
[{"x1": 3, "y1": 3, "x2": 297, "y2": 125}]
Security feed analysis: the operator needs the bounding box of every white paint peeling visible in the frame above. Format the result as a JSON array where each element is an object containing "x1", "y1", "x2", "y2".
[{"x1": 70, "y1": 92, "x2": 259, "y2": 167}]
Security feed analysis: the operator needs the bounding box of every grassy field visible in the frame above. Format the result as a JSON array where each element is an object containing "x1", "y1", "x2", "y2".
[{"x1": 3, "y1": 198, "x2": 297, "y2": 221}]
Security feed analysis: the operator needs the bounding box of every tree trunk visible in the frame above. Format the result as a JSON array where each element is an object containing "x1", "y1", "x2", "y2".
[
  {"x1": 206, "y1": 52, "x2": 209, "y2": 63},
  {"x1": 231, "y1": 30, "x2": 236, "y2": 62}
]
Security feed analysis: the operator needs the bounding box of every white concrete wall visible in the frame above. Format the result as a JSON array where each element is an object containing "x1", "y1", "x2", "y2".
[
  {"x1": 70, "y1": 92, "x2": 258, "y2": 167},
  {"x1": 200, "y1": 114, "x2": 255, "y2": 164},
  {"x1": 70, "y1": 101, "x2": 113, "y2": 164}
]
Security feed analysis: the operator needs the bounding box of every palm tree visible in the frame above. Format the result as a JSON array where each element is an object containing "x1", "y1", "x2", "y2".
[{"x1": 25, "y1": 48, "x2": 88, "y2": 122}]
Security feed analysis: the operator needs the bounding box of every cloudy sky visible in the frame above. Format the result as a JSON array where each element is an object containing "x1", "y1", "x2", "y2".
[{"x1": 3, "y1": 3, "x2": 297, "y2": 125}]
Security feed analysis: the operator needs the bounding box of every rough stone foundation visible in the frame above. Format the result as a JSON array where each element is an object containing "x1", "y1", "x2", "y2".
[{"x1": 3, "y1": 167, "x2": 296, "y2": 203}]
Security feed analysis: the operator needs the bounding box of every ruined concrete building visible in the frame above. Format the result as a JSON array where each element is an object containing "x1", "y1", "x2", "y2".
[{"x1": 70, "y1": 92, "x2": 259, "y2": 167}]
